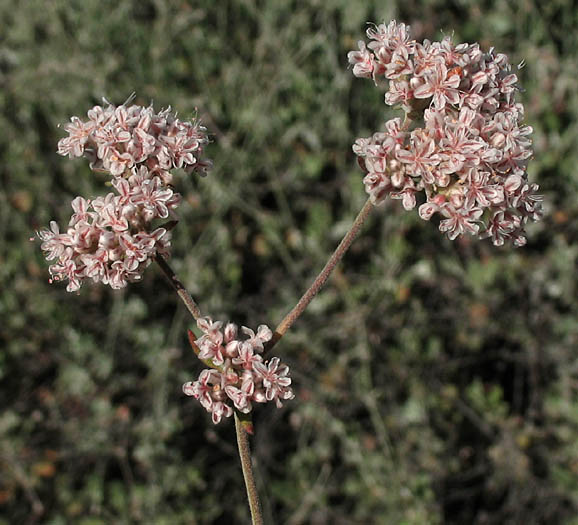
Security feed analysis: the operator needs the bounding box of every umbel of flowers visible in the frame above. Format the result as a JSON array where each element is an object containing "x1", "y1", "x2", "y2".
[
  {"x1": 38, "y1": 100, "x2": 211, "y2": 291},
  {"x1": 348, "y1": 21, "x2": 542, "y2": 246},
  {"x1": 183, "y1": 318, "x2": 295, "y2": 425}
]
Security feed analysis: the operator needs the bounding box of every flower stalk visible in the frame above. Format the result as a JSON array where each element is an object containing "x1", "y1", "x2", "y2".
[
  {"x1": 266, "y1": 197, "x2": 373, "y2": 352},
  {"x1": 155, "y1": 254, "x2": 202, "y2": 320}
]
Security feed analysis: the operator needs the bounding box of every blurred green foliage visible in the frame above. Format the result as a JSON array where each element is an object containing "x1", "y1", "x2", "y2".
[{"x1": 1, "y1": 0, "x2": 577, "y2": 523}]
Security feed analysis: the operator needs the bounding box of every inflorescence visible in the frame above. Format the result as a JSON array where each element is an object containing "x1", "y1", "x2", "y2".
[
  {"x1": 183, "y1": 318, "x2": 295, "y2": 424},
  {"x1": 38, "y1": 100, "x2": 211, "y2": 291},
  {"x1": 37, "y1": 20, "x2": 541, "y2": 427},
  {"x1": 348, "y1": 21, "x2": 542, "y2": 245}
]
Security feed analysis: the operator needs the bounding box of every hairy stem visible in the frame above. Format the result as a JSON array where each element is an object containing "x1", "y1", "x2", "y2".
[
  {"x1": 266, "y1": 197, "x2": 373, "y2": 352},
  {"x1": 235, "y1": 414, "x2": 263, "y2": 525},
  {"x1": 155, "y1": 254, "x2": 202, "y2": 320}
]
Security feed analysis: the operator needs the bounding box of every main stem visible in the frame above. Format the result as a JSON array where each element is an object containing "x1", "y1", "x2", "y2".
[
  {"x1": 235, "y1": 414, "x2": 263, "y2": 525},
  {"x1": 266, "y1": 197, "x2": 373, "y2": 352},
  {"x1": 155, "y1": 254, "x2": 202, "y2": 320}
]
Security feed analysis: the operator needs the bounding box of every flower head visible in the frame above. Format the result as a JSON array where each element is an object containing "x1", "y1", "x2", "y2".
[
  {"x1": 349, "y1": 21, "x2": 542, "y2": 246},
  {"x1": 39, "y1": 99, "x2": 211, "y2": 291},
  {"x1": 183, "y1": 318, "x2": 295, "y2": 423},
  {"x1": 58, "y1": 99, "x2": 211, "y2": 180}
]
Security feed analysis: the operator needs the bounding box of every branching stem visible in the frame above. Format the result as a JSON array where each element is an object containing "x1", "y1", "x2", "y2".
[
  {"x1": 158, "y1": 198, "x2": 373, "y2": 525},
  {"x1": 266, "y1": 197, "x2": 373, "y2": 352}
]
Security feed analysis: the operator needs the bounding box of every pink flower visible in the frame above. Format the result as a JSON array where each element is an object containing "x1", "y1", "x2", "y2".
[
  {"x1": 70, "y1": 197, "x2": 93, "y2": 225},
  {"x1": 232, "y1": 342, "x2": 263, "y2": 370},
  {"x1": 225, "y1": 373, "x2": 256, "y2": 413},
  {"x1": 132, "y1": 177, "x2": 175, "y2": 220},
  {"x1": 439, "y1": 204, "x2": 484, "y2": 240},
  {"x1": 385, "y1": 79, "x2": 413, "y2": 108},
  {"x1": 390, "y1": 179, "x2": 418, "y2": 210},
  {"x1": 396, "y1": 130, "x2": 440, "y2": 183},
  {"x1": 366, "y1": 20, "x2": 414, "y2": 64},
  {"x1": 183, "y1": 369, "x2": 221, "y2": 409},
  {"x1": 241, "y1": 324, "x2": 273, "y2": 351},
  {"x1": 57, "y1": 117, "x2": 95, "y2": 158},
  {"x1": 348, "y1": 41, "x2": 379, "y2": 80},
  {"x1": 463, "y1": 170, "x2": 504, "y2": 208},
  {"x1": 253, "y1": 357, "x2": 295, "y2": 408},
  {"x1": 413, "y1": 63, "x2": 461, "y2": 109}
]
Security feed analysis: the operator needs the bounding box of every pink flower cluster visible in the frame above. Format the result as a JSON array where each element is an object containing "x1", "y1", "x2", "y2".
[
  {"x1": 57, "y1": 98, "x2": 212, "y2": 181},
  {"x1": 38, "y1": 100, "x2": 211, "y2": 291},
  {"x1": 348, "y1": 21, "x2": 542, "y2": 246},
  {"x1": 183, "y1": 318, "x2": 295, "y2": 424}
]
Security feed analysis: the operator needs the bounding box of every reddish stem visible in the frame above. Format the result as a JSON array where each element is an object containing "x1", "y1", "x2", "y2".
[{"x1": 266, "y1": 197, "x2": 373, "y2": 352}]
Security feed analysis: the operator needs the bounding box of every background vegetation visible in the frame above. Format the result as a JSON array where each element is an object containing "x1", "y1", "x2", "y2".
[{"x1": 1, "y1": 0, "x2": 577, "y2": 523}]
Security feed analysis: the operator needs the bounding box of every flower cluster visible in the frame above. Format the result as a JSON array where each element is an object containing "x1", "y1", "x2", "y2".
[
  {"x1": 57, "y1": 98, "x2": 212, "y2": 181},
  {"x1": 183, "y1": 318, "x2": 295, "y2": 424},
  {"x1": 38, "y1": 100, "x2": 211, "y2": 291},
  {"x1": 348, "y1": 21, "x2": 542, "y2": 246}
]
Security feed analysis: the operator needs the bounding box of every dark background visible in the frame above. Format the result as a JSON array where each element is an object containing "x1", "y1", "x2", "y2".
[{"x1": 1, "y1": 0, "x2": 577, "y2": 523}]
